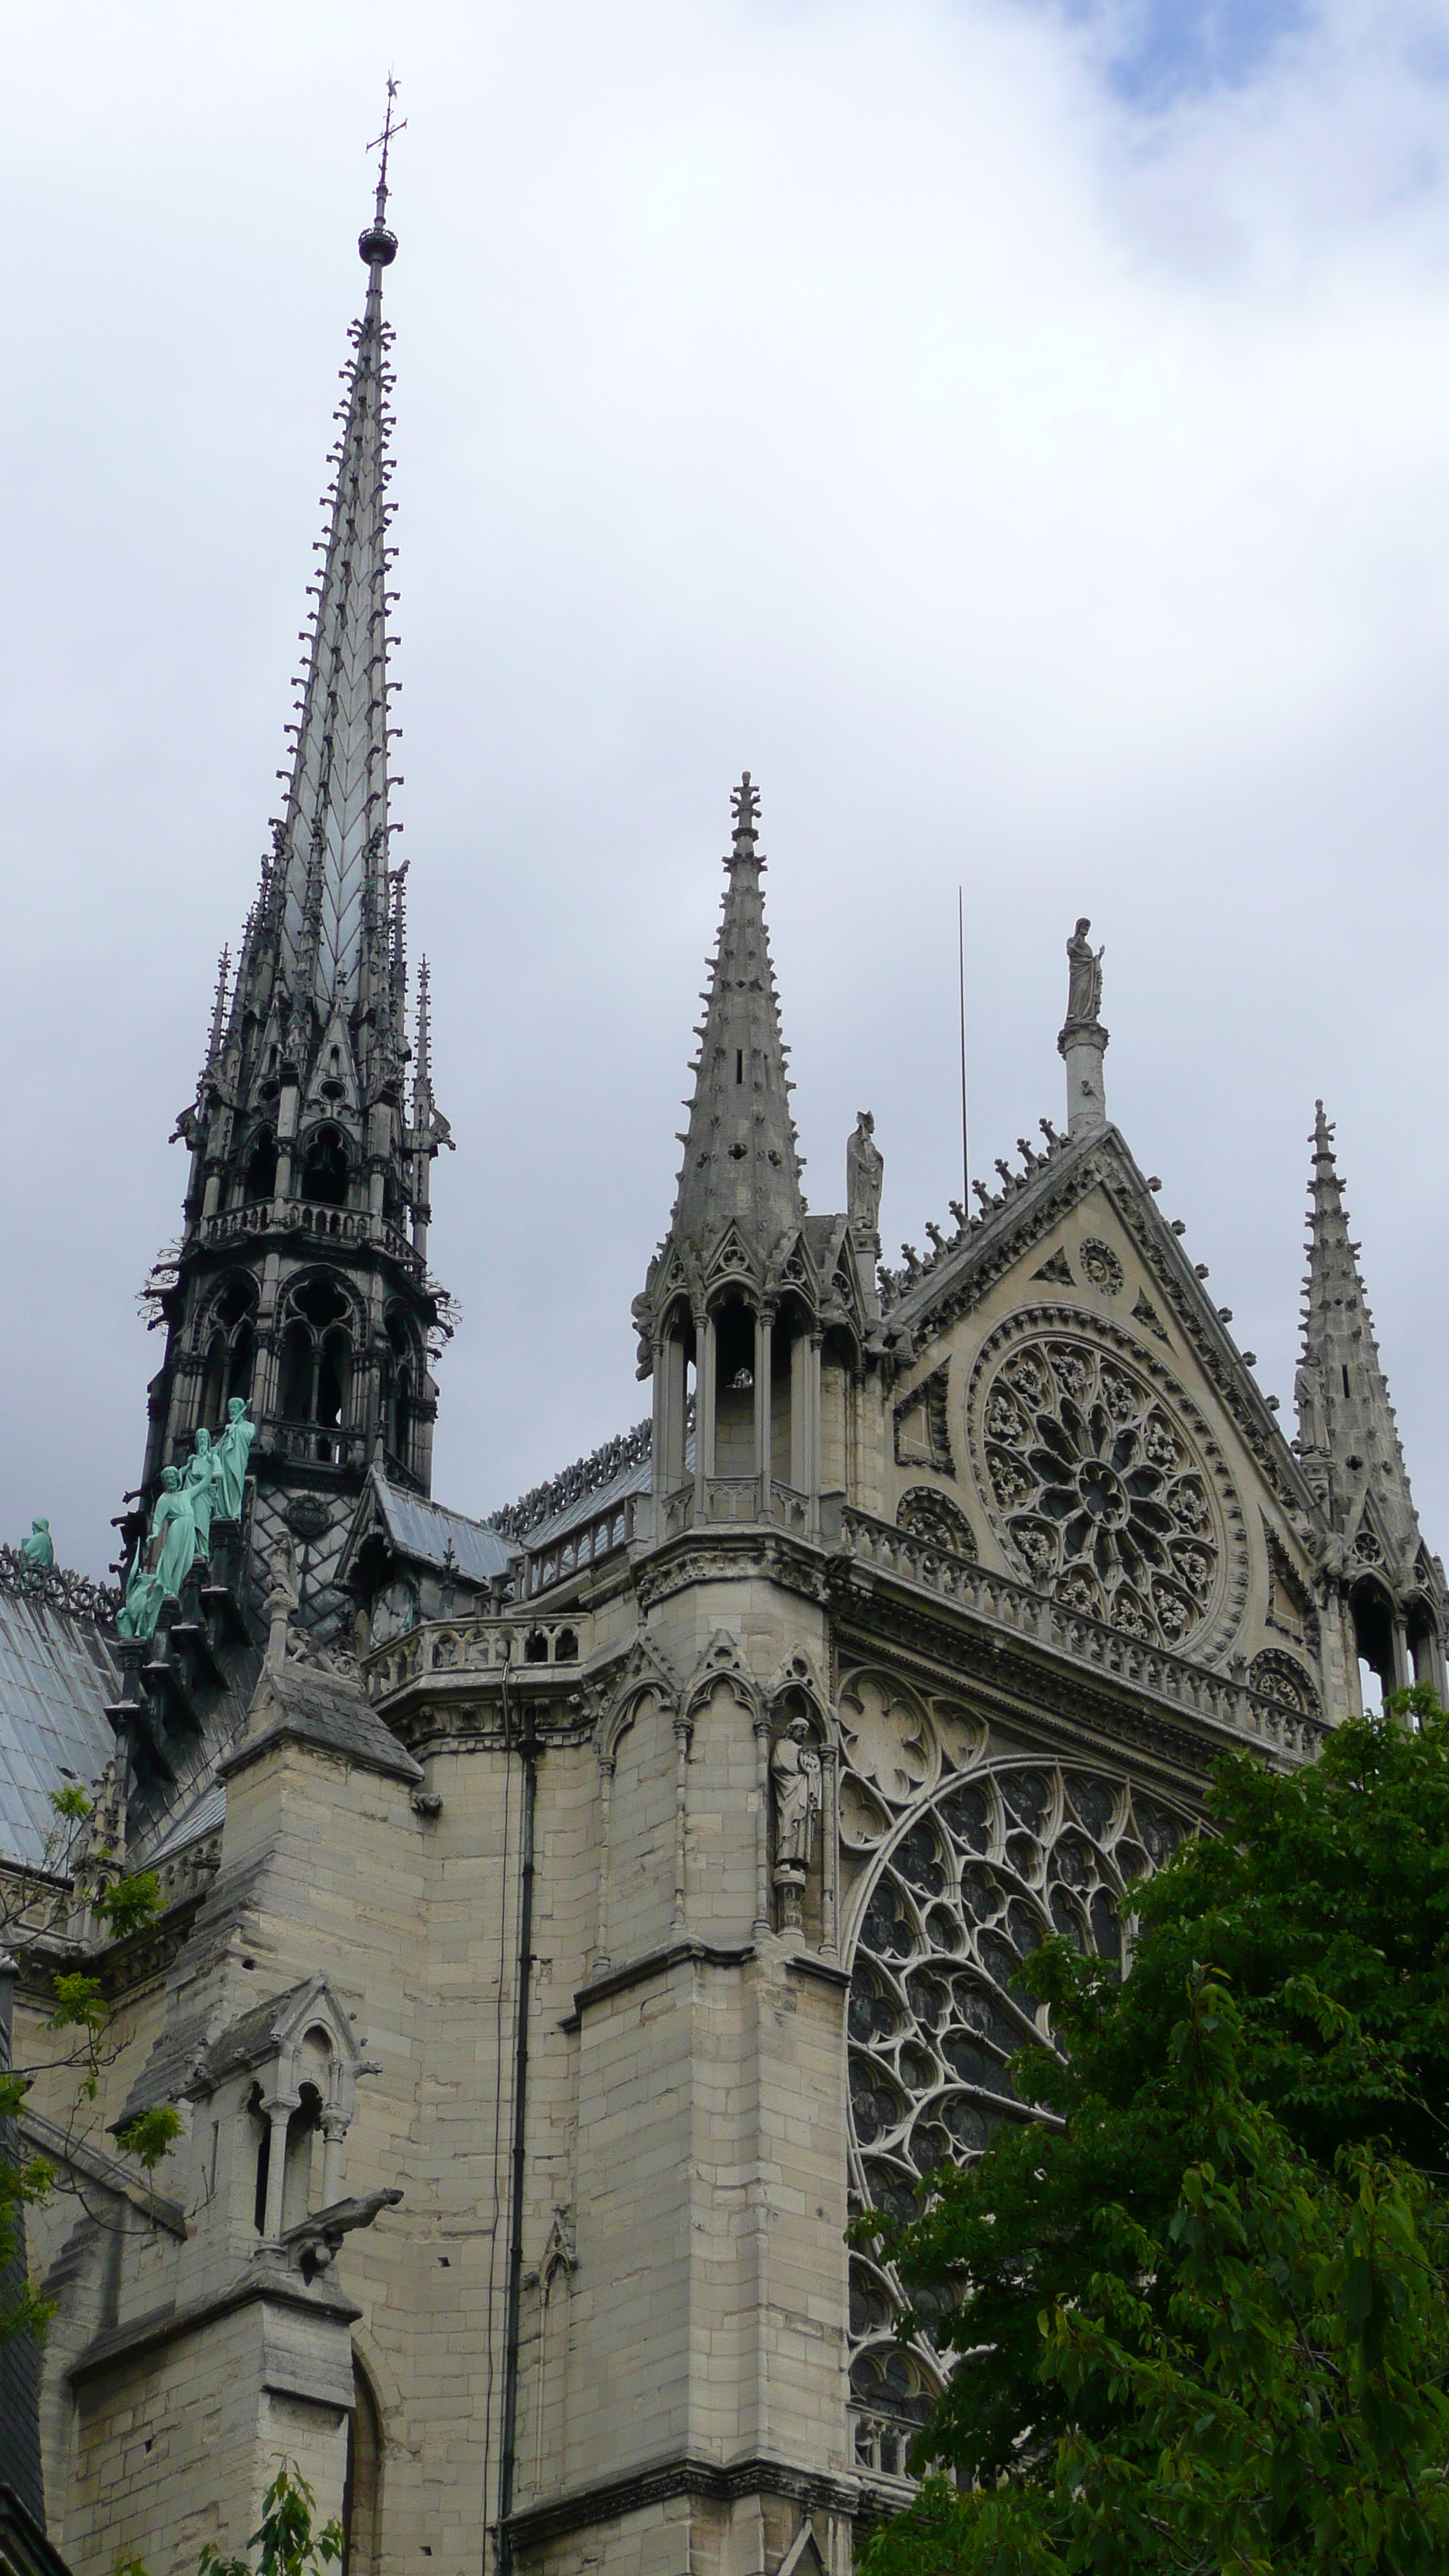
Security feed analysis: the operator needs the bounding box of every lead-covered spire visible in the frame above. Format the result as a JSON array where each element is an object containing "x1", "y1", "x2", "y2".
[
  {"x1": 665, "y1": 774, "x2": 807, "y2": 1266},
  {"x1": 135, "y1": 120, "x2": 451, "y2": 1633},
  {"x1": 263, "y1": 175, "x2": 400, "y2": 1028}
]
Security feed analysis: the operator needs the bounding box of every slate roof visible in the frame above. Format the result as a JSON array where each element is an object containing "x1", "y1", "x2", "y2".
[
  {"x1": 365, "y1": 1471, "x2": 516, "y2": 1585},
  {"x1": 0, "y1": 1584, "x2": 117, "y2": 1868}
]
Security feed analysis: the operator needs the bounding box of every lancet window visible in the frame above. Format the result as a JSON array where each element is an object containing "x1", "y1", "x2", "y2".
[
  {"x1": 198, "y1": 1273, "x2": 258, "y2": 1427},
  {"x1": 277, "y1": 1273, "x2": 356, "y2": 1448}
]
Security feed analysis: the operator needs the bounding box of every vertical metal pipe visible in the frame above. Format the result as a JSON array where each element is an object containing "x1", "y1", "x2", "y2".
[{"x1": 496, "y1": 1701, "x2": 539, "y2": 2576}]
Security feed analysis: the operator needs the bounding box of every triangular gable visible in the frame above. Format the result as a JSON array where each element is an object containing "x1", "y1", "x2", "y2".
[{"x1": 890, "y1": 1123, "x2": 1316, "y2": 1530}]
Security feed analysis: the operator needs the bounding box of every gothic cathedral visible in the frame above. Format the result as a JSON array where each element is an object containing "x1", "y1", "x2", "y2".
[{"x1": 8, "y1": 165, "x2": 1446, "y2": 2576}]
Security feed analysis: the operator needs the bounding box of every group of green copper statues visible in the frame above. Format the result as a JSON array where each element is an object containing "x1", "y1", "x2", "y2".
[{"x1": 117, "y1": 1398, "x2": 255, "y2": 1643}]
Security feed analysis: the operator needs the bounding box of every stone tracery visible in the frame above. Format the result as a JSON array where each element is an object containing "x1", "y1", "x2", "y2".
[
  {"x1": 844, "y1": 1740, "x2": 1193, "y2": 2475},
  {"x1": 970, "y1": 1320, "x2": 1242, "y2": 1651}
]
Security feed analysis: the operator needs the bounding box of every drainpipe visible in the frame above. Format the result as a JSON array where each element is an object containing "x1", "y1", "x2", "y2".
[{"x1": 495, "y1": 1681, "x2": 539, "y2": 2576}]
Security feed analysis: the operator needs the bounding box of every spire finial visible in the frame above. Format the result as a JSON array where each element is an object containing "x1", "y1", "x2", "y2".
[
  {"x1": 360, "y1": 77, "x2": 404, "y2": 268},
  {"x1": 729, "y1": 772, "x2": 761, "y2": 862}
]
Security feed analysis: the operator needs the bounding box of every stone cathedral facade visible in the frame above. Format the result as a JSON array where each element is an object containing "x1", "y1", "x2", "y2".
[{"x1": 6, "y1": 173, "x2": 1447, "y2": 2576}]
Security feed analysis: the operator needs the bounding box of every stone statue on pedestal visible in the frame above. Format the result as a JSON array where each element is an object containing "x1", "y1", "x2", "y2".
[
  {"x1": 847, "y1": 1111, "x2": 884, "y2": 1234},
  {"x1": 771, "y1": 1716, "x2": 822, "y2": 1869},
  {"x1": 1064, "y1": 918, "x2": 1104, "y2": 1027}
]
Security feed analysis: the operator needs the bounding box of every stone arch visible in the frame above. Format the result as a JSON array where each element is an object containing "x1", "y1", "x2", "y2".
[
  {"x1": 896, "y1": 1485, "x2": 976, "y2": 1559},
  {"x1": 343, "y1": 2350, "x2": 385, "y2": 2575}
]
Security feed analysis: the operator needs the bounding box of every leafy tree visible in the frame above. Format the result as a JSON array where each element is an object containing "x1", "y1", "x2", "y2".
[
  {"x1": 116, "y1": 2461, "x2": 343, "y2": 2576},
  {"x1": 197, "y1": 2464, "x2": 343, "y2": 2576},
  {"x1": 857, "y1": 1688, "x2": 1449, "y2": 2575},
  {"x1": 0, "y1": 1785, "x2": 176, "y2": 2342}
]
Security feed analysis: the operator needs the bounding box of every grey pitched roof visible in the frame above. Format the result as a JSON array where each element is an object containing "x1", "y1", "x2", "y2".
[
  {"x1": 366, "y1": 1471, "x2": 516, "y2": 1584},
  {"x1": 221, "y1": 1655, "x2": 422, "y2": 1786},
  {"x1": 146, "y1": 1776, "x2": 227, "y2": 1865},
  {"x1": 0, "y1": 1585, "x2": 117, "y2": 1867}
]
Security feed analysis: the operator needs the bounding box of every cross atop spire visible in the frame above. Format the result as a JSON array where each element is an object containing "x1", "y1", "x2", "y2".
[{"x1": 361, "y1": 77, "x2": 405, "y2": 265}]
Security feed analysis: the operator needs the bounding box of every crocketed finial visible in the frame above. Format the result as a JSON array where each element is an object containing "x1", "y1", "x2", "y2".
[{"x1": 731, "y1": 772, "x2": 760, "y2": 847}]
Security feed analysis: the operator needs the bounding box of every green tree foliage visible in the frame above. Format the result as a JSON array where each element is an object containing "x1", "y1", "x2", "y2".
[
  {"x1": 197, "y1": 2464, "x2": 343, "y2": 2576},
  {"x1": 858, "y1": 1688, "x2": 1449, "y2": 2574},
  {"x1": 116, "y1": 2461, "x2": 343, "y2": 2576},
  {"x1": 0, "y1": 1788, "x2": 173, "y2": 2344}
]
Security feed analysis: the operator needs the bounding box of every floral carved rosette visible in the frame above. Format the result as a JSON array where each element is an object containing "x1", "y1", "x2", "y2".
[
  {"x1": 845, "y1": 1758, "x2": 1194, "y2": 2476},
  {"x1": 968, "y1": 1316, "x2": 1245, "y2": 1655}
]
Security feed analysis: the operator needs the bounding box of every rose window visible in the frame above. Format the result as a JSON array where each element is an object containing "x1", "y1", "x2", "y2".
[
  {"x1": 847, "y1": 1757, "x2": 1191, "y2": 2480},
  {"x1": 975, "y1": 1334, "x2": 1223, "y2": 1647}
]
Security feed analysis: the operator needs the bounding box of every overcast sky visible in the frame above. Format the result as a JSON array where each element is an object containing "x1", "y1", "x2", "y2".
[{"x1": 5, "y1": 0, "x2": 1449, "y2": 1581}]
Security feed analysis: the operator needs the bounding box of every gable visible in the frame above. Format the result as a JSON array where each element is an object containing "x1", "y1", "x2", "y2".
[{"x1": 880, "y1": 1135, "x2": 1321, "y2": 1674}]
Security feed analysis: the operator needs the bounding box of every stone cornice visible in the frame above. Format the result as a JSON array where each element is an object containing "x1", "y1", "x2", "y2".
[
  {"x1": 564, "y1": 1937, "x2": 757, "y2": 2026},
  {"x1": 68, "y1": 2262, "x2": 361, "y2": 2387},
  {"x1": 507, "y1": 2450, "x2": 863, "y2": 2554}
]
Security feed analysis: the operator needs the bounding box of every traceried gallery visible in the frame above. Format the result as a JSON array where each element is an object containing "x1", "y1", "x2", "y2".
[{"x1": 2, "y1": 152, "x2": 1444, "y2": 2576}]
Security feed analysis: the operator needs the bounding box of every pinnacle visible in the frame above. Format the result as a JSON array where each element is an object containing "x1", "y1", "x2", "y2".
[{"x1": 656, "y1": 776, "x2": 805, "y2": 1276}]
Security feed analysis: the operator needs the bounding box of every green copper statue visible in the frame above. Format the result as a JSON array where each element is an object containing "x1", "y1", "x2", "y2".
[
  {"x1": 183, "y1": 1429, "x2": 219, "y2": 1562},
  {"x1": 152, "y1": 1468, "x2": 197, "y2": 1605},
  {"x1": 19, "y1": 1519, "x2": 53, "y2": 1581},
  {"x1": 214, "y1": 1398, "x2": 255, "y2": 1522},
  {"x1": 117, "y1": 1552, "x2": 164, "y2": 1643}
]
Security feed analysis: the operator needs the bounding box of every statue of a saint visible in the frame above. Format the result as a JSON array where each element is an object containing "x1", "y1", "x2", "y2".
[
  {"x1": 19, "y1": 1519, "x2": 53, "y2": 1582},
  {"x1": 117, "y1": 1553, "x2": 164, "y2": 1643},
  {"x1": 151, "y1": 1468, "x2": 197, "y2": 1605},
  {"x1": 214, "y1": 1398, "x2": 255, "y2": 1522},
  {"x1": 1294, "y1": 1355, "x2": 1327, "y2": 1454},
  {"x1": 1064, "y1": 918, "x2": 1104, "y2": 1027},
  {"x1": 183, "y1": 1430, "x2": 219, "y2": 1562},
  {"x1": 771, "y1": 1716, "x2": 823, "y2": 1869},
  {"x1": 846, "y1": 1111, "x2": 884, "y2": 1234}
]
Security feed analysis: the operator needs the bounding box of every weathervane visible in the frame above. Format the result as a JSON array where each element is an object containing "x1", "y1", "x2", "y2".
[
  {"x1": 367, "y1": 75, "x2": 406, "y2": 227},
  {"x1": 360, "y1": 76, "x2": 406, "y2": 266}
]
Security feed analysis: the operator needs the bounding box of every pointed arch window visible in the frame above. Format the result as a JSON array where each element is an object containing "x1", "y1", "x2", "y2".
[
  {"x1": 242, "y1": 1129, "x2": 278, "y2": 1204},
  {"x1": 300, "y1": 1125, "x2": 351, "y2": 1208},
  {"x1": 279, "y1": 1274, "x2": 355, "y2": 1454},
  {"x1": 200, "y1": 1275, "x2": 258, "y2": 1426}
]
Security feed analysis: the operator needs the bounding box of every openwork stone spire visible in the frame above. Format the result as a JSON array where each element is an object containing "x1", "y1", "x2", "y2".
[
  {"x1": 665, "y1": 774, "x2": 807, "y2": 1268},
  {"x1": 1297, "y1": 1102, "x2": 1435, "y2": 1606}
]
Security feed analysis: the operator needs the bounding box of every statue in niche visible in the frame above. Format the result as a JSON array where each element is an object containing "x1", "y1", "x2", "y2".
[
  {"x1": 18, "y1": 1519, "x2": 53, "y2": 1582},
  {"x1": 183, "y1": 1430, "x2": 219, "y2": 1563},
  {"x1": 213, "y1": 1397, "x2": 255, "y2": 1522},
  {"x1": 772, "y1": 1714, "x2": 823, "y2": 1869},
  {"x1": 847, "y1": 1111, "x2": 884, "y2": 1235},
  {"x1": 1064, "y1": 917, "x2": 1104, "y2": 1026}
]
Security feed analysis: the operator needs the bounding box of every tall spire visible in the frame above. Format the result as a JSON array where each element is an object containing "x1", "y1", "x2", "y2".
[
  {"x1": 1296, "y1": 1102, "x2": 1432, "y2": 1597},
  {"x1": 135, "y1": 111, "x2": 451, "y2": 1639},
  {"x1": 666, "y1": 774, "x2": 807, "y2": 1266},
  {"x1": 245, "y1": 108, "x2": 403, "y2": 1037}
]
